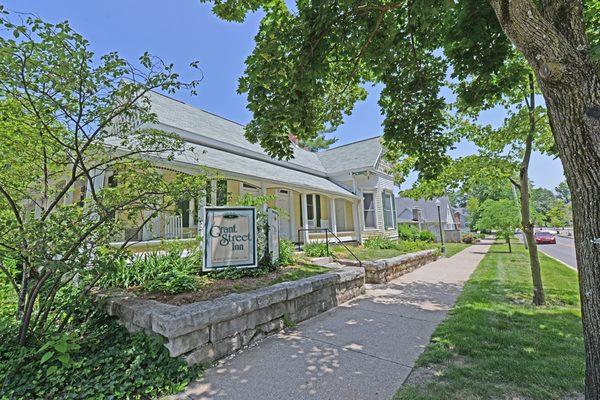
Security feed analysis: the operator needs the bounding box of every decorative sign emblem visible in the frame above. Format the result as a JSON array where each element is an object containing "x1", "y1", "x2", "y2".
[
  {"x1": 267, "y1": 208, "x2": 280, "y2": 264},
  {"x1": 203, "y1": 207, "x2": 257, "y2": 271}
]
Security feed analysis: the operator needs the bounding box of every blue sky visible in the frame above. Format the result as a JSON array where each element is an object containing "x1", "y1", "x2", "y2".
[{"x1": 4, "y1": 0, "x2": 565, "y2": 191}]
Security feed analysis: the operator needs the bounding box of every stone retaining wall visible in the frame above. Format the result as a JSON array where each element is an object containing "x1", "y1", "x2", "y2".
[
  {"x1": 98, "y1": 267, "x2": 364, "y2": 366},
  {"x1": 338, "y1": 249, "x2": 439, "y2": 284}
]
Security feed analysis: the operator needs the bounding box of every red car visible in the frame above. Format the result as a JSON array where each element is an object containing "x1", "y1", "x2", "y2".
[{"x1": 535, "y1": 231, "x2": 556, "y2": 244}]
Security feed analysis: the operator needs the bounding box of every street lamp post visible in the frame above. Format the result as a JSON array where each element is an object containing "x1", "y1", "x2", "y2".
[{"x1": 436, "y1": 199, "x2": 446, "y2": 255}]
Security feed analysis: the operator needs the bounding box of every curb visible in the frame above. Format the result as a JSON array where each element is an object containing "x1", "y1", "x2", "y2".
[{"x1": 539, "y1": 251, "x2": 577, "y2": 271}]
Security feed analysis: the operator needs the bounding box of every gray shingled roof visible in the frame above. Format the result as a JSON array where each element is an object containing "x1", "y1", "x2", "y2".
[
  {"x1": 395, "y1": 196, "x2": 452, "y2": 222},
  {"x1": 148, "y1": 92, "x2": 327, "y2": 174},
  {"x1": 173, "y1": 142, "x2": 357, "y2": 198},
  {"x1": 317, "y1": 137, "x2": 382, "y2": 175}
]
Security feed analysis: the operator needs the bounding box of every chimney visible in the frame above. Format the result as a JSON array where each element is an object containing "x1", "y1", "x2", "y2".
[{"x1": 288, "y1": 133, "x2": 298, "y2": 145}]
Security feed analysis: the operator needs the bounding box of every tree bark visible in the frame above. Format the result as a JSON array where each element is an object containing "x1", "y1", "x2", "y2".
[
  {"x1": 489, "y1": 0, "x2": 600, "y2": 396},
  {"x1": 506, "y1": 236, "x2": 512, "y2": 253}
]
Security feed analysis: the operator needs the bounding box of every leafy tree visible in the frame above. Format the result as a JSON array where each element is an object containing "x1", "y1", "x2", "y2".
[
  {"x1": 555, "y1": 181, "x2": 571, "y2": 204},
  {"x1": 547, "y1": 200, "x2": 570, "y2": 228},
  {"x1": 476, "y1": 199, "x2": 520, "y2": 253},
  {"x1": 202, "y1": 0, "x2": 600, "y2": 392},
  {"x1": 531, "y1": 187, "x2": 557, "y2": 225},
  {"x1": 0, "y1": 11, "x2": 204, "y2": 344}
]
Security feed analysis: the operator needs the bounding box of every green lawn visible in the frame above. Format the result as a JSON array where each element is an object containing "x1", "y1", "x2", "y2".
[
  {"x1": 394, "y1": 241, "x2": 584, "y2": 400},
  {"x1": 440, "y1": 243, "x2": 471, "y2": 258}
]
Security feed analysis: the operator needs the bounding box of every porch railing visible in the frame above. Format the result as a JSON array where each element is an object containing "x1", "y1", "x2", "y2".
[{"x1": 297, "y1": 228, "x2": 362, "y2": 269}]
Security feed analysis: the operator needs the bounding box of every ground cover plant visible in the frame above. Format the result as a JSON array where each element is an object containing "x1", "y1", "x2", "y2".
[{"x1": 394, "y1": 241, "x2": 583, "y2": 400}]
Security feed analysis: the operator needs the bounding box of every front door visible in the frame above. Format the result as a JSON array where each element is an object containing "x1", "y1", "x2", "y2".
[{"x1": 275, "y1": 189, "x2": 291, "y2": 240}]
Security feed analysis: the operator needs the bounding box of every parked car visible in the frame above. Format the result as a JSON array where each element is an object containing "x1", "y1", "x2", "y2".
[{"x1": 535, "y1": 231, "x2": 556, "y2": 244}]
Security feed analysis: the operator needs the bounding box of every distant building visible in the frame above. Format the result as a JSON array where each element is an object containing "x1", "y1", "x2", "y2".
[{"x1": 395, "y1": 196, "x2": 462, "y2": 242}]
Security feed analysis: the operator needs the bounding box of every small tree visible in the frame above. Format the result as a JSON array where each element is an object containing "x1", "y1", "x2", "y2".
[
  {"x1": 555, "y1": 181, "x2": 571, "y2": 205},
  {"x1": 476, "y1": 199, "x2": 520, "y2": 253},
  {"x1": 0, "y1": 11, "x2": 204, "y2": 344},
  {"x1": 547, "y1": 200, "x2": 570, "y2": 228}
]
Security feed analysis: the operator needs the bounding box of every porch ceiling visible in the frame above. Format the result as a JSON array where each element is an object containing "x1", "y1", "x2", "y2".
[{"x1": 174, "y1": 143, "x2": 358, "y2": 199}]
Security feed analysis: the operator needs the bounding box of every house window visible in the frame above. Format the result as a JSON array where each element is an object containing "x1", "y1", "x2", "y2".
[
  {"x1": 363, "y1": 193, "x2": 376, "y2": 229},
  {"x1": 382, "y1": 192, "x2": 395, "y2": 229},
  {"x1": 216, "y1": 179, "x2": 228, "y2": 206},
  {"x1": 177, "y1": 199, "x2": 191, "y2": 228},
  {"x1": 412, "y1": 208, "x2": 422, "y2": 222}
]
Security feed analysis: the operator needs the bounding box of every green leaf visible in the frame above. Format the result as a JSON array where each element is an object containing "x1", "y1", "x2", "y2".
[
  {"x1": 58, "y1": 353, "x2": 71, "y2": 366},
  {"x1": 40, "y1": 351, "x2": 54, "y2": 364},
  {"x1": 54, "y1": 341, "x2": 68, "y2": 353},
  {"x1": 46, "y1": 365, "x2": 58, "y2": 376}
]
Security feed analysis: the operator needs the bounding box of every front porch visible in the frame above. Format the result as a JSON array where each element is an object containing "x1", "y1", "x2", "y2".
[{"x1": 111, "y1": 174, "x2": 362, "y2": 247}]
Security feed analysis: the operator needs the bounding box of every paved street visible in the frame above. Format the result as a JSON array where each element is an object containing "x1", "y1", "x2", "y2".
[
  {"x1": 520, "y1": 234, "x2": 578, "y2": 270},
  {"x1": 170, "y1": 241, "x2": 491, "y2": 400},
  {"x1": 537, "y1": 235, "x2": 577, "y2": 269}
]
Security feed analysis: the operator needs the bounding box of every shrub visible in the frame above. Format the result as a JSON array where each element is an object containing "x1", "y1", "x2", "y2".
[
  {"x1": 278, "y1": 239, "x2": 296, "y2": 266},
  {"x1": 478, "y1": 233, "x2": 486, "y2": 239},
  {"x1": 462, "y1": 234, "x2": 474, "y2": 244},
  {"x1": 364, "y1": 236, "x2": 396, "y2": 249},
  {"x1": 143, "y1": 270, "x2": 199, "y2": 294},
  {"x1": 0, "y1": 314, "x2": 203, "y2": 399},
  {"x1": 395, "y1": 240, "x2": 439, "y2": 253},
  {"x1": 302, "y1": 242, "x2": 329, "y2": 257},
  {"x1": 397, "y1": 224, "x2": 420, "y2": 241},
  {"x1": 418, "y1": 230, "x2": 436, "y2": 243},
  {"x1": 101, "y1": 246, "x2": 200, "y2": 289}
]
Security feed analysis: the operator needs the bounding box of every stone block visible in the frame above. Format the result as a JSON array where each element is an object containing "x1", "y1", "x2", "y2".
[
  {"x1": 165, "y1": 326, "x2": 210, "y2": 357},
  {"x1": 253, "y1": 285, "x2": 288, "y2": 308}
]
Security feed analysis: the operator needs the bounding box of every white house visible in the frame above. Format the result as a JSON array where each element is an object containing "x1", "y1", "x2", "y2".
[{"x1": 94, "y1": 92, "x2": 399, "y2": 245}]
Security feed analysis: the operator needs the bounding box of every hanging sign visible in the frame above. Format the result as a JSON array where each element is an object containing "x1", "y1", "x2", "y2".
[
  {"x1": 267, "y1": 208, "x2": 280, "y2": 264},
  {"x1": 203, "y1": 207, "x2": 257, "y2": 271}
]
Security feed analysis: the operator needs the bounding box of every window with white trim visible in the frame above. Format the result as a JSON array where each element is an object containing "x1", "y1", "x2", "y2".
[
  {"x1": 363, "y1": 193, "x2": 376, "y2": 229},
  {"x1": 382, "y1": 191, "x2": 395, "y2": 229}
]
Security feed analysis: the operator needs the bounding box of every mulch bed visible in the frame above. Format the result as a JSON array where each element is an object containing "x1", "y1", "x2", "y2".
[{"x1": 132, "y1": 265, "x2": 312, "y2": 306}]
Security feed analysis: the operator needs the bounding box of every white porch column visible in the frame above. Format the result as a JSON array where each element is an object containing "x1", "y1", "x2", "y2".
[
  {"x1": 329, "y1": 198, "x2": 337, "y2": 235},
  {"x1": 85, "y1": 169, "x2": 106, "y2": 200},
  {"x1": 352, "y1": 199, "x2": 362, "y2": 244},
  {"x1": 197, "y1": 188, "x2": 206, "y2": 237},
  {"x1": 261, "y1": 181, "x2": 268, "y2": 212},
  {"x1": 300, "y1": 192, "x2": 309, "y2": 244}
]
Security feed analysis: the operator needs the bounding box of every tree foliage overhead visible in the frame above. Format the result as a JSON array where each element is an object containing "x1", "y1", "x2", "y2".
[{"x1": 201, "y1": 0, "x2": 597, "y2": 180}]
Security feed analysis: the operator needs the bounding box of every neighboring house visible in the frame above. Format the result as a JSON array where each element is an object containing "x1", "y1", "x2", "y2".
[
  {"x1": 77, "y1": 92, "x2": 399, "y2": 245},
  {"x1": 395, "y1": 196, "x2": 460, "y2": 241},
  {"x1": 452, "y1": 207, "x2": 469, "y2": 231}
]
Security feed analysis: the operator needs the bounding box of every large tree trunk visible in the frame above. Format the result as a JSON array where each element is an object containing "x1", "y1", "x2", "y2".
[{"x1": 489, "y1": 0, "x2": 600, "y2": 396}]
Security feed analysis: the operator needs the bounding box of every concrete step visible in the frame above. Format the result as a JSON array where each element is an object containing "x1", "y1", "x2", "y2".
[{"x1": 309, "y1": 256, "x2": 333, "y2": 266}]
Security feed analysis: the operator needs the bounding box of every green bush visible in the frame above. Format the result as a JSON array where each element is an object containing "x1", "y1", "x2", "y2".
[
  {"x1": 0, "y1": 315, "x2": 202, "y2": 399},
  {"x1": 278, "y1": 239, "x2": 296, "y2": 266},
  {"x1": 397, "y1": 224, "x2": 420, "y2": 241},
  {"x1": 418, "y1": 230, "x2": 436, "y2": 243},
  {"x1": 395, "y1": 240, "x2": 440, "y2": 253},
  {"x1": 143, "y1": 270, "x2": 199, "y2": 294},
  {"x1": 302, "y1": 242, "x2": 329, "y2": 257},
  {"x1": 462, "y1": 234, "x2": 474, "y2": 243},
  {"x1": 478, "y1": 233, "x2": 486, "y2": 239},
  {"x1": 101, "y1": 246, "x2": 200, "y2": 289},
  {"x1": 364, "y1": 236, "x2": 396, "y2": 249}
]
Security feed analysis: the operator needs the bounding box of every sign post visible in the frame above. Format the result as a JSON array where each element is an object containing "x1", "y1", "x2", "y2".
[
  {"x1": 203, "y1": 207, "x2": 258, "y2": 271},
  {"x1": 267, "y1": 208, "x2": 280, "y2": 264}
]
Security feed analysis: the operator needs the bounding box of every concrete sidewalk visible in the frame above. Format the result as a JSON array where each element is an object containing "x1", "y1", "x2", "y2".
[{"x1": 171, "y1": 242, "x2": 492, "y2": 400}]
